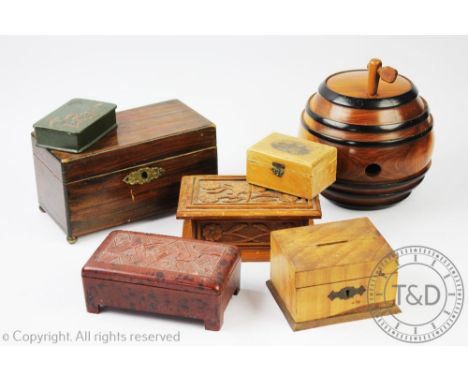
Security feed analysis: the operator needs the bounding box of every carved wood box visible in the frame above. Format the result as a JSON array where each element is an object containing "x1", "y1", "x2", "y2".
[
  {"x1": 82, "y1": 230, "x2": 241, "y2": 331},
  {"x1": 176, "y1": 175, "x2": 322, "y2": 262},
  {"x1": 32, "y1": 100, "x2": 218, "y2": 243},
  {"x1": 267, "y1": 217, "x2": 400, "y2": 331},
  {"x1": 247, "y1": 132, "x2": 337, "y2": 199}
]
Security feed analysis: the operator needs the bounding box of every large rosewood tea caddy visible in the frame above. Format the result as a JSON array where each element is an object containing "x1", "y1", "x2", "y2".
[
  {"x1": 300, "y1": 58, "x2": 434, "y2": 209},
  {"x1": 82, "y1": 230, "x2": 240, "y2": 331},
  {"x1": 32, "y1": 100, "x2": 217, "y2": 243}
]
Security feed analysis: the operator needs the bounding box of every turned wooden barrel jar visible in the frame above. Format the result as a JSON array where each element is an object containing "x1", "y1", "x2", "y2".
[{"x1": 300, "y1": 58, "x2": 434, "y2": 209}]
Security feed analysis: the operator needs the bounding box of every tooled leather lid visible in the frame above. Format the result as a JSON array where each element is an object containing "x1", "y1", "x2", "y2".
[
  {"x1": 82, "y1": 230, "x2": 240, "y2": 294},
  {"x1": 319, "y1": 58, "x2": 418, "y2": 109}
]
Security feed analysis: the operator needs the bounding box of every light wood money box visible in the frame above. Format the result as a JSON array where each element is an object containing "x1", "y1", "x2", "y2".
[
  {"x1": 246, "y1": 133, "x2": 337, "y2": 199},
  {"x1": 267, "y1": 217, "x2": 400, "y2": 331}
]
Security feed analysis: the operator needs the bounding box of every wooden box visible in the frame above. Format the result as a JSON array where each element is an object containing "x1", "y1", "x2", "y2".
[
  {"x1": 32, "y1": 100, "x2": 218, "y2": 243},
  {"x1": 33, "y1": 98, "x2": 117, "y2": 153},
  {"x1": 82, "y1": 230, "x2": 240, "y2": 331},
  {"x1": 267, "y1": 217, "x2": 400, "y2": 331},
  {"x1": 176, "y1": 175, "x2": 322, "y2": 262},
  {"x1": 246, "y1": 132, "x2": 337, "y2": 199},
  {"x1": 300, "y1": 58, "x2": 433, "y2": 209}
]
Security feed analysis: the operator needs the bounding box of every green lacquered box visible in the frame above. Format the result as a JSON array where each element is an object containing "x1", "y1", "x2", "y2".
[{"x1": 33, "y1": 98, "x2": 117, "y2": 153}]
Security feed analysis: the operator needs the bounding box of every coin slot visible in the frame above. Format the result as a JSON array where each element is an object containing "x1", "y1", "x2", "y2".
[
  {"x1": 365, "y1": 163, "x2": 381, "y2": 177},
  {"x1": 316, "y1": 240, "x2": 348, "y2": 247}
]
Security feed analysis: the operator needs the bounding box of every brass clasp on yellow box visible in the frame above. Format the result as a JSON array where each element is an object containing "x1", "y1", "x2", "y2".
[
  {"x1": 123, "y1": 166, "x2": 165, "y2": 185},
  {"x1": 271, "y1": 162, "x2": 285, "y2": 177}
]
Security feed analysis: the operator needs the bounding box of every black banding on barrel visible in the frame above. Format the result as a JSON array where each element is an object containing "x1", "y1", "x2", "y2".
[
  {"x1": 301, "y1": 113, "x2": 433, "y2": 147},
  {"x1": 305, "y1": 102, "x2": 430, "y2": 134},
  {"x1": 318, "y1": 78, "x2": 419, "y2": 109}
]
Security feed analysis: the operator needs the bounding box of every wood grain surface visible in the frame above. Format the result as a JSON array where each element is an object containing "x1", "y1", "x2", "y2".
[
  {"x1": 246, "y1": 132, "x2": 336, "y2": 199},
  {"x1": 267, "y1": 281, "x2": 400, "y2": 331},
  {"x1": 177, "y1": 175, "x2": 321, "y2": 261},
  {"x1": 32, "y1": 100, "x2": 218, "y2": 241},
  {"x1": 269, "y1": 218, "x2": 399, "y2": 326},
  {"x1": 300, "y1": 60, "x2": 433, "y2": 209},
  {"x1": 177, "y1": 175, "x2": 320, "y2": 218}
]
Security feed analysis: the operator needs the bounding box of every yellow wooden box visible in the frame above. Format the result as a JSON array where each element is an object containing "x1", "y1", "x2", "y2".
[
  {"x1": 267, "y1": 217, "x2": 400, "y2": 331},
  {"x1": 246, "y1": 132, "x2": 337, "y2": 199}
]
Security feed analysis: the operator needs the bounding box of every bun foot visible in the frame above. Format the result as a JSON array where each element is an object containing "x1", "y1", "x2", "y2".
[
  {"x1": 204, "y1": 316, "x2": 222, "y2": 331},
  {"x1": 67, "y1": 235, "x2": 77, "y2": 244},
  {"x1": 86, "y1": 303, "x2": 101, "y2": 314},
  {"x1": 39, "y1": 206, "x2": 46, "y2": 213}
]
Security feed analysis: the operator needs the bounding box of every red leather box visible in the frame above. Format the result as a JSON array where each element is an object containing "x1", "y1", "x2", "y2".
[{"x1": 82, "y1": 230, "x2": 240, "y2": 331}]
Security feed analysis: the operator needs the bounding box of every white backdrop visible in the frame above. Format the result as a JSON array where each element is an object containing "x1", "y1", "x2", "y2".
[{"x1": 0, "y1": 36, "x2": 466, "y2": 345}]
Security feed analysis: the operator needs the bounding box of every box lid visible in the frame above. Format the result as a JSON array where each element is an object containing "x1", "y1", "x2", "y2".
[
  {"x1": 44, "y1": 100, "x2": 216, "y2": 182},
  {"x1": 176, "y1": 175, "x2": 321, "y2": 219},
  {"x1": 271, "y1": 217, "x2": 396, "y2": 288},
  {"x1": 33, "y1": 98, "x2": 117, "y2": 153},
  {"x1": 34, "y1": 98, "x2": 116, "y2": 134},
  {"x1": 82, "y1": 230, "x2": 240, "y2": 294},
  {"x1": 247, "y1": 132, "x2": 336, "y2": 173}
]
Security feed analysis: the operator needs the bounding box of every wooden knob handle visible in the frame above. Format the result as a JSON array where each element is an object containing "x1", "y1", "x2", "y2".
[{"x1": 367, "y1": 58, "x2": 398, "y2": 96}]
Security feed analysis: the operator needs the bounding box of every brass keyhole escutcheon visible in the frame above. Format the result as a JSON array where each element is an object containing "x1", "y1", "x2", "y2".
[{"x1": 123, "y1": 166, "x2": 165, "y2": 185}]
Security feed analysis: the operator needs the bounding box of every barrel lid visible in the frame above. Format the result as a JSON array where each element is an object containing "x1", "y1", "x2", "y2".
[{"x1": 319, "y1": 59, "x2": 418, "y2": 109}]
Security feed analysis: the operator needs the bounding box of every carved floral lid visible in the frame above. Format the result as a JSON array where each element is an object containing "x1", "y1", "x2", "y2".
[
  {"x1": 176, "y1": 175, "x2": 322, "y2": 219},
  {"x1": 82, "y1": 230, "x2": 240, "y2": 294}
]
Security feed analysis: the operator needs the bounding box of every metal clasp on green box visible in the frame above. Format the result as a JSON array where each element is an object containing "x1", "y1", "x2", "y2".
[{"x1": 33, "y1": 98, "x2": 117, "y2": 153}]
